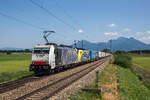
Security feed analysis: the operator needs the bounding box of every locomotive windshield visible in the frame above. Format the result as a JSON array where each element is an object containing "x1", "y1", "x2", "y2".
[{"x1": 33, "y1": 48, "x2": 50, "y2": 54}]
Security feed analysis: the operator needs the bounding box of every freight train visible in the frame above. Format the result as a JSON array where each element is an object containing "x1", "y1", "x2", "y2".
[{"x1": 29, "y1": 43, "x2": 110, "y2": 75}]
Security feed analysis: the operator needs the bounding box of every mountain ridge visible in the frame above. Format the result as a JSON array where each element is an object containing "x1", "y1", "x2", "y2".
[
  {"x1": 1, "y1": 37, "x2": 150, "y2": 52},
  {"x1": 75, "y1": 37, "x2": 150, "y2": 51}
]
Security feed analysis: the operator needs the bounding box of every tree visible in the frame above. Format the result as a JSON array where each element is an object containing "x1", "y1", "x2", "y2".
[
  {"x1": 102, "y1": 48, "x2": 110, "y2": 53},
  {"x1": 25, "y1": 49, "x2": 30, "y2": 53}
]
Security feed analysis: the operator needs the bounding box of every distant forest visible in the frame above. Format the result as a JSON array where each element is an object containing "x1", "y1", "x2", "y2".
[
  {"x1": 1, "y1": 49, "x2": 150, "y2": 55},
  {"x1": 0, "y1": 49, "x2": 32, "y2": 54},
  {"x1": 128, "y1": 50, "x2": 150, "y2": 54}
]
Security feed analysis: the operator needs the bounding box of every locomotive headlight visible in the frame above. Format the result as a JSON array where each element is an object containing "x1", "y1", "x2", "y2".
[
  {"x1": 30, "y1": 66, "x2": 34, "y2": 70},
  {"x1": 32, "y1": 66, "x2": 34, "y2": 69}
]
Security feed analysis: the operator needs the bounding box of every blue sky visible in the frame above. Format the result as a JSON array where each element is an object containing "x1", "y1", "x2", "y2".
[{"x1": 0, "y1": 0, "x2": 150, "y2": 48}]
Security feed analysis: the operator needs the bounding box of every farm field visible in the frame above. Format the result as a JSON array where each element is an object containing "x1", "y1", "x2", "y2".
[
  {"x1": 132, "y1": 55, "x2": 150, "y2": 70},
  {"x1": 0, "y1": 54, "x2": 33, "y2": 83}
]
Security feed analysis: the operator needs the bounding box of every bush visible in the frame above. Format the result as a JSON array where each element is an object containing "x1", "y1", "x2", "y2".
[
  {"x1": 6, "y1": 51, "x2": 11, "y2": 55},
  {"x1": 114, "y1": 54, "x2": 132, "y2": 68}
]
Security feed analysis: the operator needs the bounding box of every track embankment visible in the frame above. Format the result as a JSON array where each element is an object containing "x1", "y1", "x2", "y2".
[{"x1": 0, "y1": 56, "x2": 111, "y2": 100}]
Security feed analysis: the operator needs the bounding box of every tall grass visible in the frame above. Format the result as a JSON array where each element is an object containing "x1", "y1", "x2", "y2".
[{"x1": 118, "y1": 66, "x2": 150, "y2": 100}]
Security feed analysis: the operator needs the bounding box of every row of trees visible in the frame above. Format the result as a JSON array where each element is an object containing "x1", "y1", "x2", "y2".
[
  {"x1": 102, "y1": 48, "x2": 150, "y2": 54},
  {"x1": 128, "y1": 50, "x2": 150, "y2": 54},
  {"x1": 1, "y1": 48, "x2": 150, "y2": 55},
  {"x1": 0, "y1": 49, "x2": 32, "y2": 54}
]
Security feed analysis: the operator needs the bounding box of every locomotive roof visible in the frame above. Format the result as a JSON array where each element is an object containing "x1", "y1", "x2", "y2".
[
  {"x1": 59, "y1": 44, "x2": 72, "y2": 48},
  {"x1": 34, "y1": 45, "x2": 52, "y2": 48}
]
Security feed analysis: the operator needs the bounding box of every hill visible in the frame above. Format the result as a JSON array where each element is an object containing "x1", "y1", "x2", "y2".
[{"x1": 75, "y1": 37, "x2": 150, "y2": 51}]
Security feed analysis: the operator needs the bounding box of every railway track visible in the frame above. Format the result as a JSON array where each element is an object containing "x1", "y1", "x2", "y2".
[
  {"x1": 0, "y1": 58, "x2": 102, "y2": 94},
  {"x1": 0, "y1": 76, "x2": 42, "y2": 94},
  {"x1": 16, "y1": 57, "x2": 109, "y2": 100},
  {"x1": 0, "y1": 56, "x2": 110, "y2": 100}
]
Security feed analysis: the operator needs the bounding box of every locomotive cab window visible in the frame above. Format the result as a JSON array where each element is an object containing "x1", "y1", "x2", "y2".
[
  {"x1": 42, "y1": 49, "x2": 50, "y2": 54},
  {"x1": 33, "y1": 48, "x2": 50, "y2": 54}
]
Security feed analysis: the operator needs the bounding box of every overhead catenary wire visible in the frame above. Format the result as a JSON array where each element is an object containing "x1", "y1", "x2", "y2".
[
  {"x1": 53, "y1": 0, "x2": 82, "y2": 27},
  {"x1": 29, "y1": 0, "x2": 90, "y2": 42},
  {"x1": 0, "y1": 11, "x2": 45, "y2": 30},
  {"x1": 29, "y1": 0, "x2": 78, "y2": 31},
  {"x1": 52, "y1": 0, "x2": 89, "y2": 38},
  {"x1": 54, "y1": 0, "x2": 89, "y2": 39}
]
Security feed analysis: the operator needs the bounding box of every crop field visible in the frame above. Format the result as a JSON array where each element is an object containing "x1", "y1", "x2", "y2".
[
  {"x1": 0, "y1": 54, "x2": 33, "y2": 83},
  {"x1": 132, "y1": 55, "x2": 150, "y2": 70}
]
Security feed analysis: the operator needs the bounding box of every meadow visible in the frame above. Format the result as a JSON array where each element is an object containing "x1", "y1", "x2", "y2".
[
  {"x1": 132, "y1": 55, "x2": 150, "y2": 70},
  {"x1": 130, "y1": 55, "x2": 150, "y2": 89},
  {"x1": 0, "y1": 54, "x2": 33, "y2": 83}
]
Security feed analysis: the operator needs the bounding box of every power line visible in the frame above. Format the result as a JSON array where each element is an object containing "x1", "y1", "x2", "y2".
[
  {"x1": 13, "y1": 5, "x2": 57, "y2": 29},
  {"x1": 29, "y1": 0, "x2": 78, "y2": 31},
  {"x1": 52, "y1": 0, "x2": 90, "y2": 39},
  {"x1": 29, "y1": 0, "x2": 90, "y2": 41},
  {"x1": 0, "y1": 12, "x2": 45, "y2": 30},
  {"x1": 53, "y1": 0, "x2": 81, "y2": 27}
]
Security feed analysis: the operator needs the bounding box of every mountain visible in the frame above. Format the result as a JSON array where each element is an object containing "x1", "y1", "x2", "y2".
[
  {"x1": 74, "y1": 37, "x2": 150, "y2": 52},
  {"x1": 1, "y1": 37, "x2": 150, "y2": 51}
]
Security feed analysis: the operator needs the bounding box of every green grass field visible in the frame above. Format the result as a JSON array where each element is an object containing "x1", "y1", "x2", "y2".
[
  {"x1": 118, "y1": 66, "x2": 150, "y2": 100},
  {"x1": 132, "y1": 56, "x2": 150, "y2": 70},
  {"x1": 0, "y1": 54, "x2": 33, "y2": 83},
  {"x1": 130, "y1": 55, "x2": 150, "y2": 89}
]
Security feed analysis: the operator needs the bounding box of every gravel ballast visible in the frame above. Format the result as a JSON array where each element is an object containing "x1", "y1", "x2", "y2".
[
  {"x1": 0, "y1": 59, "x2": 104, "y2": 100},
  {"x1": 49, "y1": 57, "x2": 111, "y2": 100}
]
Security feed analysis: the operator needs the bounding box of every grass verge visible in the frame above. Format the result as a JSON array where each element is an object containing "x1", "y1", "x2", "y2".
[
  {"x1": 131, "y1": 64, "x2": 150, "y2": 90},
  {"x1": 99, "y1": 64, "x2": 120, "y2": 100},
  {"x1": 0, "y1": 71, "x2": 33, "y2": 83},
  {"x1": 117, "y1": 66, "x2": 150, "y2": 100}
]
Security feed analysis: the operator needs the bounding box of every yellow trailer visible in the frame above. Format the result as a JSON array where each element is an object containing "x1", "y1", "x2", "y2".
[{"x1": 77, "y1": 50, "x2": 84, "y2": 62}]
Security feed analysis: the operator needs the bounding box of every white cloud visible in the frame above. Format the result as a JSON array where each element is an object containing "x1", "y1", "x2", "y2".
[
  {"x1": 108, "y1": 24, "x2": 116, "y2": 27},
  {"x1": 104, "y1": 32, "x2": 118, "y2": 36},
  {"x1": 145, "y1": 31, "x2": 150, "y2": 34},
  {"x1": 123, "y1": 28, "x2": 131, "y2": 32},
  {"x1": 136, "y1": 32, "x2": 143, "y2": 35},
  {"x1": 139, "y1": 36, "x2": 150, "y2": 40},
  {"x1": 139, "y1": 36, "x2": 150, "y2": 44},
  {"x1": 136, "y1": 31, "x2": 150, "y2": 35},
  {"x1": 78, "y1": 29, "x2": 83, "y2": 33}
]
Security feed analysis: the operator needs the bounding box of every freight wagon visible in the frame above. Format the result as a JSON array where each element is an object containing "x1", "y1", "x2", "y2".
[{"x1": 89, "y1": 50, "x2": 99, "y2": 60}]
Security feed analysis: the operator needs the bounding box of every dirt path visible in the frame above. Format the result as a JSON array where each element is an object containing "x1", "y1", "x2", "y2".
[{"x1": 99, "y1": 64, "x2": 120, "y2": 100}]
